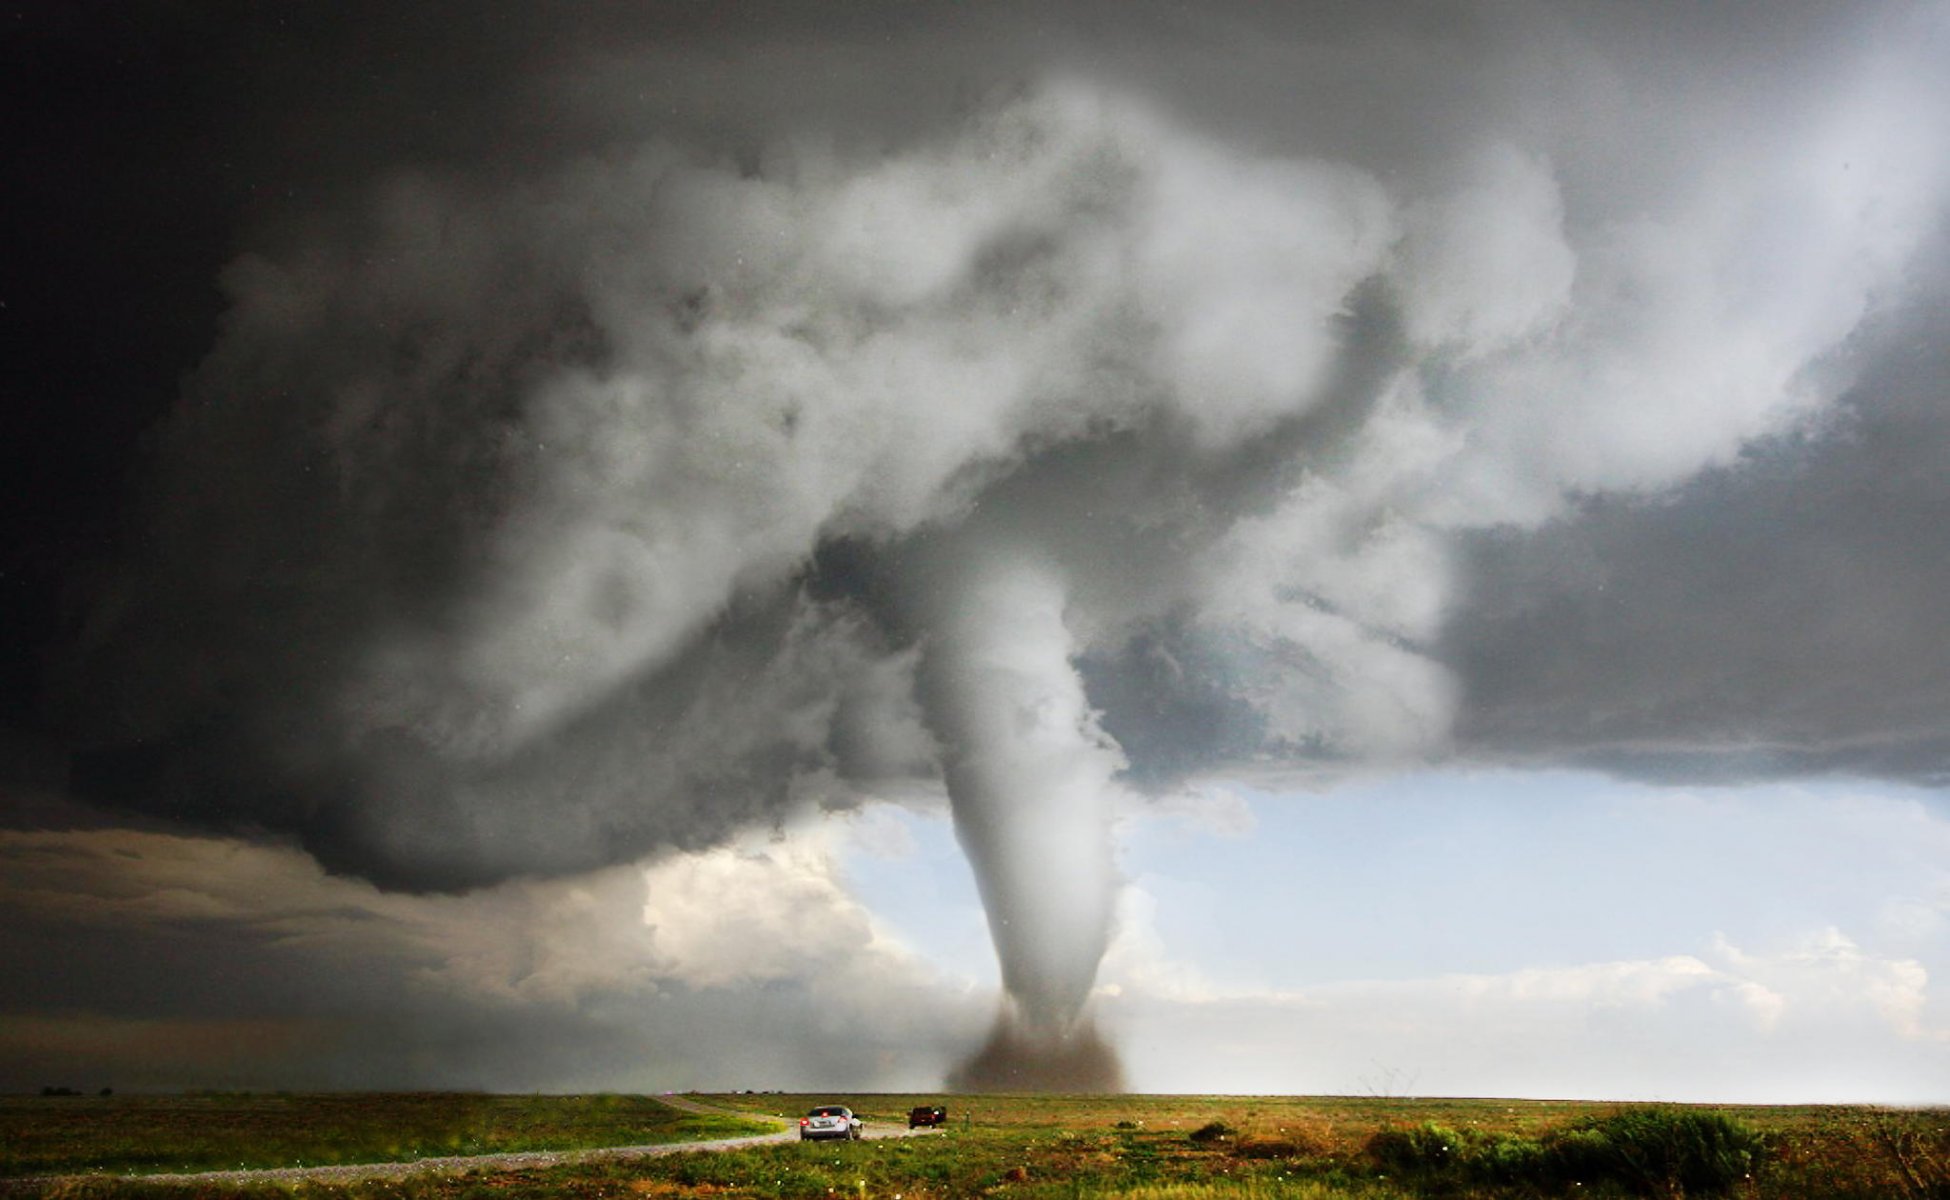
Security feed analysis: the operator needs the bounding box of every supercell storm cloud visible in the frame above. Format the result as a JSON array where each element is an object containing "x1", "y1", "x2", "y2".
[{"x1": 12, "y1": 1, "x2": 1950, "y2": 1090}]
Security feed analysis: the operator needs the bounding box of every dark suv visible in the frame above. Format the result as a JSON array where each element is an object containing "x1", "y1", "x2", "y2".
[{"x1": 908, "y1": 1105, "x2": 947, "y2": 1129}]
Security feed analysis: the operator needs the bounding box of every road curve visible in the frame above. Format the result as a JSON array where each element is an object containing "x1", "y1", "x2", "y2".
[{"x1": 8, "y1": 1097, "x2": 936, "y2": 1192}]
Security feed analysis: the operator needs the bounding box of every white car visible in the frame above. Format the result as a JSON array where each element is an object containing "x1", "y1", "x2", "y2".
[{"x1": 800, "y1": 1104, "x2": 864, "y2": 1141}]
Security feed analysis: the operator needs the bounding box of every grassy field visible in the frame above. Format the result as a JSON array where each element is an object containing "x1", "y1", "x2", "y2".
[
  {"x1": 0, "y1": 1092, "x2": 770, "y2": 1178},
  {"x1": 5, "y1": 1091, "x2": 1946, "y2": 1199}
]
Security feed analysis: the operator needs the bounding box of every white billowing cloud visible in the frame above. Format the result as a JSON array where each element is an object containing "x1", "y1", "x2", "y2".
[
  {"x1": 1395, "y1": 142, "x2": 1576, "y2": 353},
  {"x1": 638, "y1": 830, "x2": 924, "y2": 993},
  {"x1": 1711, "y1": 928, "x2": 1942, "y2": 1042},
  {"x1": 259, "y1": 84, "x2": 1406, "y2": 759},
  {"x1": 1722, "y1": 981, "x2": 1790, "y2": 1034},
  {"x1": 1130, "y1": 117, "x2": 1397, "y2": 445},
  {"x1": 1094, "y1": 889, "x2": 1950, "y2": 1100},
  {"x1": 1170, "y1": 20, "x2": 1946, "y2": 769},
  {"x1": 1201, "y1": 457, "x2": 1460, "y2": 761},
  {"x1": 408, "y1": 866, "x2": 670, "y2": 1008},
  {"x1": 1097, "y1": 882, "x2": 1225, "y2": 1007},
  {"x1": 1455, "y1": 955, "x2": 1721, "y2": 1008},
  {"x1": 1415, "y1": 49, "x2": 1949, "y2": 521}
]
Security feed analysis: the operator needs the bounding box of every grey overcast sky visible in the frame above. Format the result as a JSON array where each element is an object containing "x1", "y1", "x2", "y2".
[{"x1": 3, "y1": 0, "x2": 1948, "y2": 1098}]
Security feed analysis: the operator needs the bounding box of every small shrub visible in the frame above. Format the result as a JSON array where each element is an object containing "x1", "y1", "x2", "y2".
[
  {"x1": 1233, "y1": 1137, "x2": 1299, "y2": 1159},
  {"x1": 1367, "y1": 1122, "x2": 1466, "y2": 1173},
  {"x1": 1470, "y1": 1131, "x2": 1551, "y2": 1185},
  {"x1": 1187, "y1": 1121, "x2": 1237, "y2": 1144}
]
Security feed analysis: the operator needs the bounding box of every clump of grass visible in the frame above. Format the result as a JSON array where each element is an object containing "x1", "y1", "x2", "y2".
[
  {"x1": 1862, "y1": 1108, "x2": 1950, "y2": 1200},
  {"x1": 1234, "y1": 1138, "x2": 1301, "y2": 1159},
  {"x1": 1367, "y1": 1122, "x2": 1459, "y2": 1171}
]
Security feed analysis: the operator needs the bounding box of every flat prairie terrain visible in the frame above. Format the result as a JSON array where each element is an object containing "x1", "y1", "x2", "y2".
[
  {"x1": 5, "y1": 1090, "x2": 1945, "y2": 1199},
  {"x1": 0, "y1": 1091, "x2": 767, "y2": 1178}
]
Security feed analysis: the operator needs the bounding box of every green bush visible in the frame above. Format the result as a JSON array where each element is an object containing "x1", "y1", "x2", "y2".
[
  {"x1": 1367, "y1": 1123, "x2": 1465, "y2": 1173},
  {"x1": 1548, "y1": 1108, "x2": 1765, "y2": 1196},
  {"x1": 1366, "y1": 1108, "x2": 1765, "y2": 1196},
  {"x1": 1368, "y1": 1123, "x2": 1544, "y2": 1185},
  {"x1": 1471, "y1": 1130, "x2": 1550, "y2": 1184}
]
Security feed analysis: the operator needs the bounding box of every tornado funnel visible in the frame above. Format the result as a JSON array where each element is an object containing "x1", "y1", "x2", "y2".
[{"x1": 913, "y1": 554, "x2": 1126, "y2": 1089}]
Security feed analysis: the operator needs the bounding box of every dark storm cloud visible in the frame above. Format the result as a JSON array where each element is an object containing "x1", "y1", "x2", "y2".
[
  {"x1": 1446, "y1": 256, "x2": 1950, "y2": 785},
  {"x1": 0, "y1": 819, "x2": 978, "y2": 1092},
  {"x1": 12, "y1": 0, "x2": 1950, "y2": 1086}
]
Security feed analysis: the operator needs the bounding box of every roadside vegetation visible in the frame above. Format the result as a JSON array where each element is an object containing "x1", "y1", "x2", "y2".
[{"x1": 7, "y1": 1091, "x2": 1946, "y2": 1198}]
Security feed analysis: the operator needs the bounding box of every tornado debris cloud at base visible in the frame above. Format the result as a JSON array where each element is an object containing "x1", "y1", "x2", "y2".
[{"x1": 950, "y1": 1009, "x2": 1127, "y2": 1094}]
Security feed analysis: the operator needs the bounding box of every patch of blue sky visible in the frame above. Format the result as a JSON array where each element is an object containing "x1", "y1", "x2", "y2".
[
  {"x1": 1114, "y1": 769, "x2": 1950, "y2": 992},
  {"x1": 837, "y1": 770, "x2": 1949, "y2": 1027},
  {"x1": 838, "y1": 804, "x2": 997, "y2": 987}
]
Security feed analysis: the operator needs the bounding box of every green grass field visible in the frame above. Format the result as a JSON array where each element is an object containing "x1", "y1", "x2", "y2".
[
  {"x1": 6, "y1": 1091, "x2": 1945, "y2": 1199},
  {"x1": 0, "y1": 1091, "x2": 769, "y2": 1178}
]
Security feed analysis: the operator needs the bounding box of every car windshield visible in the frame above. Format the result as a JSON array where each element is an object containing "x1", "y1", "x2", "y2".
[{"x1": 811, "y1": 1106, "x2": 847, "y2": 1116}]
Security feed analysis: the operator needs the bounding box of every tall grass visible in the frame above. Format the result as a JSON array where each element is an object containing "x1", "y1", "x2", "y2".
[{"x1": 1368, "y1": 1107, "x2": 1764, "y2": 1196}]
